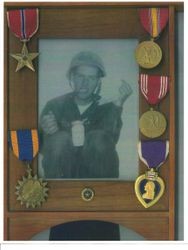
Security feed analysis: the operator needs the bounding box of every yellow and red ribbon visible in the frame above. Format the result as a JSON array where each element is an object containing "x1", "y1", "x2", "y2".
[{"x1": 139, "y1": 8, "x2": 169, "y2": 39}]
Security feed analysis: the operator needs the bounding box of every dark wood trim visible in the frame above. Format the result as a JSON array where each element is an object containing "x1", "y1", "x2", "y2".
[
  {"x1": 4, "y1": 6, "x2": 9, "y2": 241},
  {"x1": 6, "y1": 210, "x2": 170, "y2": 218},
  {"x1": 4, "y1": 1, "x2": 184, "y2": 11},
  {"x1": 8, "y1": 211, "x2": 170, "y2": 240},
  {"x1": 169, "y1": 5, "x2": 175, "y2": 240}
]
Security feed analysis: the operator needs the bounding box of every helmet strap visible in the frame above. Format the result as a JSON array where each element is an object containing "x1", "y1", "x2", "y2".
[{"x1": 92, "y1": 80, "x2": 101, "y2": 102}]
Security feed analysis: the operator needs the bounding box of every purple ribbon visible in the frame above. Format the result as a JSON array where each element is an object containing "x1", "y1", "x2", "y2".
[{"x1": 139, "y1": 140, "x2": 169, "y2": 168}]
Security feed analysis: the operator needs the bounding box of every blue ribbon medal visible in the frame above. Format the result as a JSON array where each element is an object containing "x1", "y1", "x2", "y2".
[
  {"x1": 9, "y1": 129, "x2": 48, "y2": 208},
  {"x1": 9, "y1": 129, "x2": 39, "y2": 162}
]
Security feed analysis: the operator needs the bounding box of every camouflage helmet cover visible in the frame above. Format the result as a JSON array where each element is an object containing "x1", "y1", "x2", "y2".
[{"x1": 67, "y1": 51, "x2": 106, "y2": 78}]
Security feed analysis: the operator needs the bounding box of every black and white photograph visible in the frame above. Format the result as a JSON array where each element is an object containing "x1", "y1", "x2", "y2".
[{"x1": 38, "y1": 39, "x2": 139, "y2": 180}]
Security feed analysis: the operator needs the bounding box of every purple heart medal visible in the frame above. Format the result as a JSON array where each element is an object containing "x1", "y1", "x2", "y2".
[{"x1": 135, "y1": 140, "x2": 169, "y2": 208}]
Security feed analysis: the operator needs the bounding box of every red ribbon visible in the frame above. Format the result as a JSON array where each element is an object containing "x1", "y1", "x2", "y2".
[
  {"x1": 139, "y1": 8, "x2": 169, "y2": 38},
  {"x1": 139, "y1": 74, "x2": 169, "y2": 105},
  {"x1": 7, "y1": 9, "x2": 39, "y2": 41}
]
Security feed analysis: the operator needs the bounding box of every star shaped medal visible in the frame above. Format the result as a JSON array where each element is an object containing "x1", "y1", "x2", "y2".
[
  {"x1": 7, "y1": 9, "x2": 39, "y2": 72},
  {"x1": 11, "y1": 43, "x2": 38, "y2": 72}
]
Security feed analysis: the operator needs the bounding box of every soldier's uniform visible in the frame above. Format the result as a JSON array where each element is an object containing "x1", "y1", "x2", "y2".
[
  {"x1": 39, "y1": 51, "x2": 123, "y2": 178},
  {"x1": 39, "y1": 92, "x2": 122, "y2": 178}
]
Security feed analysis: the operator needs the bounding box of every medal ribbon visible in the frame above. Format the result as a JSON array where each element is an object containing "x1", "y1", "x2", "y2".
[
  {"x1": 139, "y1": 8, "x2": 169, "y2": 38},
  {"x1": 9, "y1": 129, "x2": 39, "y2": 162},
  {"x1": 7, "y1": 9, "x2": 39, "y2": 41},
  {"x1": 138, "y1": 140, "x2": 169, "y2": 169},
  {"x1": 139, "y1": 74, "x2": 169, "y2": 105}
]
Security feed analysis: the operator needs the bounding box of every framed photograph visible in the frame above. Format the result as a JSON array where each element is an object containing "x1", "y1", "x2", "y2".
[
  {"x1": 38, "y1": 38, "x2": 139, "y2": 180},
  {"x1": 4, "y1": 1, "x2": 182, "y2": 241}
]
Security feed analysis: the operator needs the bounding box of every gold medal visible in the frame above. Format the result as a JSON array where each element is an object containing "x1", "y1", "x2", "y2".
[
  {"x1": 135, "y1": 41, "x2": 162, "y2": 69},
  {"x1": 139, "y1": 108, "x2": 167, "y2": 138},
  {"x1": 15, "y1": 166, "x2": 48, "y2": 208},
  {"x1": 135, "y1": 168, "x2": 165, "y2": 208}
]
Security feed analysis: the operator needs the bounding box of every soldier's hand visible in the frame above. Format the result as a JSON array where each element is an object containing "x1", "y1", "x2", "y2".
[
  {"x1": 114, "y1": 80, "x2": 133, "y2": 107},
  {"x1": 40, "y1": 111, "x2": 59, "y2": 135}
]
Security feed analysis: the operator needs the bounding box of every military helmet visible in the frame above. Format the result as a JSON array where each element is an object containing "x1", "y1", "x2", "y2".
[{"x1": 67, "y1": 51, "x2": 106, "y2": 78}]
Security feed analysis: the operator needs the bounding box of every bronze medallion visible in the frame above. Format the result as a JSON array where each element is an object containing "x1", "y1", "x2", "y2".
[
  {"x1": 135, "y1": 41, "x2": 162, "y2": 69},
  {"x1": 16, "y1": 172, "x2": 48, "y2": 208},
  {"x1": 139, "y1": 108, "x2": 167, "y2": 138}
]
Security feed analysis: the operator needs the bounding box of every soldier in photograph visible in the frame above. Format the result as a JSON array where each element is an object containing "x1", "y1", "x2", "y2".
[{"x1": 39, "y1": 51, "x2": 132, "y2": 178}]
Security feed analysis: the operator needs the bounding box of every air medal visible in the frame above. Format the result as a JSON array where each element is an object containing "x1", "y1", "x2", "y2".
[
  {"x1": 9, "y1": 129, "x2": 48, "y2": 208},
  {"x1": 135, "y1": 140, "x2": 169, "y2": 208},
  {"x1": 135, "y1": 8, "x2": 169, "y2": 69},
  {"x1": 7, "y1": 9, "x2": 39, "y2": 72}
]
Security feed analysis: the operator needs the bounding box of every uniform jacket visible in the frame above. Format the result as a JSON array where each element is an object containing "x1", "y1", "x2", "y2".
[{"x1": 39, "y1": 92, "x2": 123, "y2": 144}]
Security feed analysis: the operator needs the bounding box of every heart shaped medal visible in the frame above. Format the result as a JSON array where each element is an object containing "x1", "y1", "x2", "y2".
[{"x1": 135, "y1": 168, "x2": 165, "y2": 208}]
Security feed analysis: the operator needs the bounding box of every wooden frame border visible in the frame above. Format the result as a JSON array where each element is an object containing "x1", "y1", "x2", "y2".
[
  {"x1": 4, "y1": 1, "x2": 181, "y2": 240},
  {"x1": 4, "y1": 1, "x2": 184, "y2": 10}
]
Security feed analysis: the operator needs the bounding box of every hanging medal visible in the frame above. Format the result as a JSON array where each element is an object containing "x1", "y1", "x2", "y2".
[
  {"x1": 135, "y1": 8, "x2": 169, "y2": 69},
  {"x1": 139, "y1": 73, "x2": 169, "y2": 138},
  {"x1": 7, "y1": 9, "x2": 39, "y2": 72},
  {"x1": 135, "y1": 140, "x2": 169, "y2": 208},
  {"x1": 9, "y1": 129, "x2": 48, "y2": 208}
]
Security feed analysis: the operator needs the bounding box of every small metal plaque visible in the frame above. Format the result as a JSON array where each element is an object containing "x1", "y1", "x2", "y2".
[{"x1": 81, "y1": 188, "x2": 95, "y2": 201}]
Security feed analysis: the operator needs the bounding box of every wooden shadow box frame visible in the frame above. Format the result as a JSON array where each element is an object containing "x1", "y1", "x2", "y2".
[{"x1": 4, "y1": 1, "x2": 181, "y2": 241}]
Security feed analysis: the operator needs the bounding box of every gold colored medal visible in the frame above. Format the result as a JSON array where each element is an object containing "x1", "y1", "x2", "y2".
[
  {"x1": 10, "y1": 42, "x2": 39, "y2": 72},
  {"x1": 135, "y1": 41, "x2": 162, "y2": 69},
  {"x1": 15, "y1": 165, "x2": 48, "y2": 208},
  {"x1": 139, "y1": 108, "x2": 167, "y2": 138},
  {"x1": 135, "y1": 168, "x2": 165, "y2": 208}
]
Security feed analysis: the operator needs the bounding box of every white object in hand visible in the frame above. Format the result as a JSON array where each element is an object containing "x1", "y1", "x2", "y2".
[{"x1": 71, "y1": 120, "x2": 85, "y2": 146}]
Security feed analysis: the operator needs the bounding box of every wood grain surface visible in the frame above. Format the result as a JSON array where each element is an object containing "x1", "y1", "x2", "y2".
[
  {"x1": 4, "y1": 3, "x2": 178, "y2": 240},
  {"x1": 8, "y1": 211, "x2": 169, "y2": 240}
]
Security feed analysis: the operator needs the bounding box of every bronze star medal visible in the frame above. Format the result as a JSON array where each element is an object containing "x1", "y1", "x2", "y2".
[{"x1": 10, "y1": 43, "x2": 38, "y2": 72}]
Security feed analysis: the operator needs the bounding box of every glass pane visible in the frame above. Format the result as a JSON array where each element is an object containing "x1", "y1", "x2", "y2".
[
  {"x1": 38, "y1": 39, "x2": 139, "y2": 180},
  {"x1": 31, "y1": 220, "x2": 145, "y2": 241}
]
